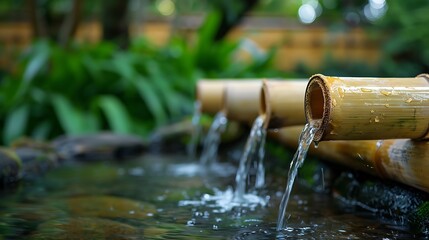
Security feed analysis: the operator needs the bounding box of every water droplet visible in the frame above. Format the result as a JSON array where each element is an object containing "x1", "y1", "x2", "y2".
[
  {"x1": 405, "y1": 98, "x2": 413, "y2": 103},
  {"x1": 374, "y1": 116, "x2": 380, "y2": 123},
  {"x1": 212, "y1": 225, "x2": 218, "y2": 230},
  {"x1": 314, "y1": 141, "x2": 319, "y2": 148},
  {"x1": 187, "y1": 220, "x2": 196, "y2": 226},
  {"x1": 337, "y1": 87, "x2": 345, "y2": 98},
  {"x1": 129, "y1": 210, "x2": 135, "y2": 215},
  {"x1": 361, "y1": 87, "x2": 372, "y2": 92},
  {"x1": 380, "y1": 90, "x2": 392, "y2": 96}
]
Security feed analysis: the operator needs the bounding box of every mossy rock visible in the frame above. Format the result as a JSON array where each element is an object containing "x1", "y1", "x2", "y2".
[
  {"x1": 15, "y1": 147, "x2": 60, "y2": 180},
  {"x1": 0, "y1": 148, "x2": 22, "y2": 186},
  {"x1": 30, "y1": 217, "x2": 143, "y2": 240},
  {"x1": 0, "y1": 204, "x2": 66, "y2": 238},
  {"x1": 410, "y1": 201, "x2": 429, "y2": 233},
  {"x1": 64, "y1": 195, "x2": 156, "y2": 219},
  {"x1": 333, "y1": 172, "x2": 429, "y2": 233}
]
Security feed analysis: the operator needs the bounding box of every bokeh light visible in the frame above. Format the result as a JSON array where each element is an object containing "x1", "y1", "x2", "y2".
[
  {"x1": 298, "y1": 4, "x2": 317, "y2": 24},
  {"x1": 364, "y1": 0, "x2": 387, "y2": 22},
  {"x1": 156, "y1": 0, "x2": 176, "y2": 16}
]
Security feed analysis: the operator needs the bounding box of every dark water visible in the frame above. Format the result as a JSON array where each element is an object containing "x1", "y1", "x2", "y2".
[{"x1": 0, "y1": 154, "x2": 420, "y2": 239}]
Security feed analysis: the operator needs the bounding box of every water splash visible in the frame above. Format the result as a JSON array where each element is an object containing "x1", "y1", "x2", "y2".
[
  {"x1": 179, "y1": 187, "x2": 269, "y2": 213},
  {"x1": 187, "y1": 101, "x2": 202, "y2": 160},
  {"x1": 276, "y1": 122, "x2": 318, "y2": 231},
  {"x1": 234, "y1": 115, "x2": 267, "y2": 201},
  {"x1": 199, "y1": 111, "x2": 228, "y2": 166}
]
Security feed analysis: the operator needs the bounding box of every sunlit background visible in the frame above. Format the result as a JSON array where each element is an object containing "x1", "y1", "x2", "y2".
[{"x1": 0, "y1": 0, "x2": 428, "y2": 143}]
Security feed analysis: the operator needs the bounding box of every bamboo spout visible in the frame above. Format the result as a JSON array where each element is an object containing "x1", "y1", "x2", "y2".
[
  {"x1": 196, "y1": 80, "x2": 228, "y2": 115},
  {"x1": 305, "y1": 74, "x2": 429, "y2": 141},
  {"x1": 260, "y1": 80, "x2": 308, "y2": 129},
  {"x1": 222, "y1": 81, "x2": 263, "y2": 123},
  {"x1": 196, "y1": 79, "x2": 264, "y2": 115}
]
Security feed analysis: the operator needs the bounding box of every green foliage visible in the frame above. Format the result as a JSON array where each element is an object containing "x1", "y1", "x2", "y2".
[
  {"x1": 0, "y1": 12, "x2": 281, "y2": 145},
  {"x1": 374, "y1": 0, "x2": 429, "y2": 76}
]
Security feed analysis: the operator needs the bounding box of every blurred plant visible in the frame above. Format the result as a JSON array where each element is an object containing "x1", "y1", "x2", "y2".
[
  {"x1": 374, "y1": 0, "x2": 429, "y2": 76},
  {"x1": 0, "y1": 11, "x2": 280, "y2": 145}
]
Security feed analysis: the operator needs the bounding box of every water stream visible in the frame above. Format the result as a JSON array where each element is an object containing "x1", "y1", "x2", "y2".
[
  {"x1": 199, "y1": 111, "x2": 228, "y2": 166},
  {"x1": 234, "y1": 115, "x2": 267, "y2": 201},
  {"x1": 276, "y1": 122, "x2": 319, "y2": 231},
  {"x1": 254, "y1": 131, "x2": 267, "y2": 189},
  {"x1": 187, "y1": 101, "x2": 202, "y2": 160}
]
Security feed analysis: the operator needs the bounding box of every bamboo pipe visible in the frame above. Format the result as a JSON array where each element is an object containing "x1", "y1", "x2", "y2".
[
  {"x1": 304, "y1": 74, "x2": 429, "y2": 141},
  {"x1": 271, "y1": 126, "x2": 429, "y2": 193},
  {"x1": 196, "y1": 80, "x2": 228, "y2": 115},
  {"x1": 260, "y1": 80, "x2": 308, "y2": 129},
  {"x1": 196, "y1": 79, "x2": 262, "y2": 115},
  {"x1": 222, "y1": 81, "x2": 263, "y2": 123}
]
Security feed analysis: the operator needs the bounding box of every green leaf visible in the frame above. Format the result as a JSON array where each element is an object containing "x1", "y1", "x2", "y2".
[
  {"x1": 23, "y1": 42, "x2": 50, "y2": 82},
  {"x1": 3, "y1": 105, "x2": 29, "y2": 144},
  {"x1": 97, "y1": 95, "x2": 131, "y2": 133},
  {"x1": 31, "y1": 122, "x2": 52, "y2": 140},
  {"x1": 134, "y1": 76, "x2": 167, "y2": 126},
  {"x1": 112, "y1": 52, "x2": 136, "y2": 80},
  {"x1": 145, "y1": 61, "x2": 181, "y2": 117},
  {"x1": 51, "y1": 95, "x2": 84, "y2": 135}
]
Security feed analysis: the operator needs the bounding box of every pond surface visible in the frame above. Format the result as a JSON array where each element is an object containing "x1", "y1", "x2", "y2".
[{"x1": 0, "y1": 154, "x2": 420, "y2": 239}]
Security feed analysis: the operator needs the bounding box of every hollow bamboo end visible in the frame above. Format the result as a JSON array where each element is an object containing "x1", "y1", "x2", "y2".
[
  {"x1": 305, "y1": 74, "x2": 331, "y2": 141},
  {"x1": 195, "y1": 82, "x2": 203, "y2": 106},
  {"x1": 221, "y1": 85, "x2": 228, "y2": 116},
  {"x1": 417, "y1": 73, "x2": 429, "y2": 83},
  {"x1": 260, "y1": 81, "x2": 271, "y2": 129}
]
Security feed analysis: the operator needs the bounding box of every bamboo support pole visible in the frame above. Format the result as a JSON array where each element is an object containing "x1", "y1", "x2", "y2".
[
  {"x1": 222, "y1": 81, "x2": 263, "y2": 123},
  {"x1": 260, "y1": 80, "x2": 308, "y2": 129},
  {"x1": 304, "y1": 74, "x2": 429, "y2": 141},
  {"x1": 271, "y1": 126, "x2": 429, "y2": 193}
]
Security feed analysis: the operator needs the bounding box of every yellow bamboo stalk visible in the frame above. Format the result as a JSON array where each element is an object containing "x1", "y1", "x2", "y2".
[
  {"x1": 196, "y1": 80, "x2": 228, "y2": 115},
  {"x1": 271, "y1": 126, "x2": 429, "y2": 193},
  {"x1": 260, "y1": 80, "x2": 308, "y2": 129},
  {"x1": 305, "y1": 74, "x2": 429, "y2": 141},
  {"x1": 222, "y1": 81, "x2": 263, "y2": 123},
  {"x1": 196, "y1": 79, "x2": 262, "y2": 115}
]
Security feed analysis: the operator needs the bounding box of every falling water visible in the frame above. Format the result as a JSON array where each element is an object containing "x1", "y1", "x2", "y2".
[
  {"x1": 234, "y1": 115, "x2": 267, "y2": 201},
  {"x1": 199, "y1": 111, "x2": 228, "y2": 166},
  {"x1": 187, "y1": 101, "x2": 202, "y2": 160},
  {"x1": 276, "y1": 122, "x2": 319, "y2": 231},
  {"x1": 255, "y1": 131, "x2": 267, "y2": 189}
]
